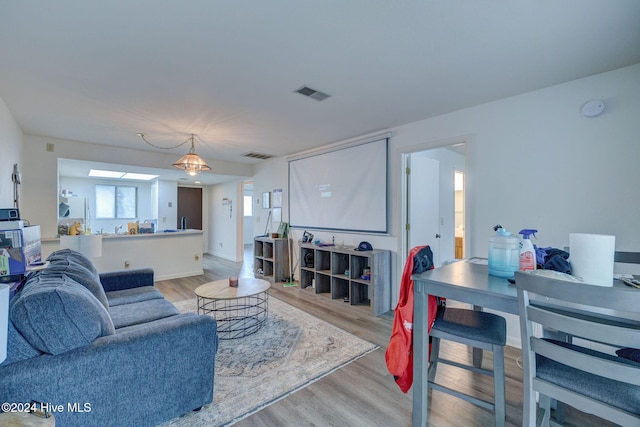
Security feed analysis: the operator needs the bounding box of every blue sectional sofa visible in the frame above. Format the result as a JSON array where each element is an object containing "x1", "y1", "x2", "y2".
[{"x1": 0, "y1": 249, "x2": 218, "y2": 427}]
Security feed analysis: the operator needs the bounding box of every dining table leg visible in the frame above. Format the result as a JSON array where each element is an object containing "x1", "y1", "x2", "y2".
[
  {"x1": 472, "y1": 305, "x2": 484, "y2": 368},
  {"x1": 412, "y1": 281, "x2": 429, "y2": 426}
]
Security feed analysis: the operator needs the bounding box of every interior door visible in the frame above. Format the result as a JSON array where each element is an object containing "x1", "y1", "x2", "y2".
[
  {"x1": 177, "y1": 187, "x2": 202, "y2": 230},
  {"x1": 408, "y1": 154, "x2": 441, "y2": 266}
]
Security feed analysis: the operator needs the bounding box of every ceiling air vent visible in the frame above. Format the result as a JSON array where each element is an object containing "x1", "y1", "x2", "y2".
[
  {"x1": 294, "y1": 85, "x2": 331, "y2": 102},
  {"x1": 243, "y1": 152, "x2": 275, "y2": 160}
]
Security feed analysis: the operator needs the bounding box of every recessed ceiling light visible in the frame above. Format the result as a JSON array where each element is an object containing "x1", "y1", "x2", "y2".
[
  {"x1": 121, "y1": 173, "x2": 158, "y2": 181},
  {"x1": 89, "y1": 169, "x2": 158, "y2": 180},
  {"x1": 89, "y1": 169, "x2": 125, "y2": 178}
]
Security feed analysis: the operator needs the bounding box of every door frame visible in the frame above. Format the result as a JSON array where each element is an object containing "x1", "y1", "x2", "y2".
[{"x1": 399, "y1": 135, "x2": 471, "y2": 276}]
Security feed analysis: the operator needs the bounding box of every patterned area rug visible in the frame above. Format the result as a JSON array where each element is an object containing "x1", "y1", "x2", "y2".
[{"x1": 160, "y1": 296, "x2": 378, "y2": 427}]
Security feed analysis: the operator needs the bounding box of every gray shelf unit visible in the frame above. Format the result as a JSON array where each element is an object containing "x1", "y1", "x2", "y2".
[
  {"x1": 254, "y1": 237, "x2": 290, "y2": 283},
  {"x1": 299, "y1": 243, "x2": 391, "y2": 316}
]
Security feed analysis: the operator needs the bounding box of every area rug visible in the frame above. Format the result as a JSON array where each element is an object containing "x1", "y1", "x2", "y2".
[{"x1": 159, "y1": 296, "x2": 378, "y2": 427}]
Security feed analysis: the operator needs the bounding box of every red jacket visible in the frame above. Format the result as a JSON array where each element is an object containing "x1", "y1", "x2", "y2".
[{"x1": 385, "y1": 245, "x2": 439, "y2": 393}]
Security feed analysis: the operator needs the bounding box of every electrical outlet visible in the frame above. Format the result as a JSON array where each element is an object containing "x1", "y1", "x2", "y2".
[
  {"x1": 168, "y1": 202, "x2": 172, "y2": 207},
  {"x1": 219, "y1": 242, "x2": 223, "y2": 247},
  {"x1": 124, "y1": 260, "x2": 130, "y2": 269}
]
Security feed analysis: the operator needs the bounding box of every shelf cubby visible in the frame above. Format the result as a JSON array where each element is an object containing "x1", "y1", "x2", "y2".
[
  {"x1": 254, "y1": 237, "x2": 290, "y2": 283},
  {"x1": 315, "y1": 272, "x2": 331, "y2": 294},
  {"x1": 298, "y1": 243, "x2": 391, "y2": 316}
]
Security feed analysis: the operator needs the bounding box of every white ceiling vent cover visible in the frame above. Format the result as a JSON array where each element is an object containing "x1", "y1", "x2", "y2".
[
  {"x1": 294, "y1": 85, "x2": 331, "y2": 102},
  {"x1": 243, "y1": 152, "x2": 275, "y2": 160}
]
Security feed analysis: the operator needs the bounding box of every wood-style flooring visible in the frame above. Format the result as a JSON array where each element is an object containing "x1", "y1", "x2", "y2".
[{"x1": 155, "y1": 248, "x2": 615, "y2": 427}]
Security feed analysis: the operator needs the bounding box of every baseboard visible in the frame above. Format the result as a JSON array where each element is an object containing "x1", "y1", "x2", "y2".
[{"x1": 155, "y1": 269, "x2": 204, "y2": 281}]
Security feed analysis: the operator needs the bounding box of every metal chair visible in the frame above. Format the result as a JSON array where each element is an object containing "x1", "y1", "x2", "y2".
[
  {"x1": 427, "y1": 305, "x2": 507, "y2": 426},
  {"x1": 515, "y1": 270, "x2": 640, "y2": 426}
]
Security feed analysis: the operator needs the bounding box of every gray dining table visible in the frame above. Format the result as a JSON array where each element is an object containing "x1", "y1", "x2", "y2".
[{"x1": 411, "y1": 259, "x2": 518, "y2": 427}]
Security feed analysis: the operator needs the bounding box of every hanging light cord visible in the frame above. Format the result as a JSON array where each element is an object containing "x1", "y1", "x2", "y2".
[{"x1": 137, "y1": 133, "x2": 194, "y2": 150}]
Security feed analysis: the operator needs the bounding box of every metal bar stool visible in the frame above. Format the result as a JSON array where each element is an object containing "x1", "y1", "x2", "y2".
[{"x1": 428, "y1": 306, "x2": 507, "y2": 426}]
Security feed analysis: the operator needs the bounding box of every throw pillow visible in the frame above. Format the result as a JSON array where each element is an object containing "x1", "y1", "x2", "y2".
[
  {"x1": 40, "y1": 257, "x2": 109, "y2": 309},
  {"x1": 47, "y1": 249, "x2": 99, "y2": 277},
  {"x1": 11, "y1": 274, "x2": 115, "y2": 355}
]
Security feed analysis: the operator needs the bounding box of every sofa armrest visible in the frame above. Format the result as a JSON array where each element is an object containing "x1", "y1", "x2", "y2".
[
  {"x1": 99, "y1": 268, "x2": 154, "y2": 292},
  {"x1": 0, "y1": 313, "x2": 218, "y2": 427}
]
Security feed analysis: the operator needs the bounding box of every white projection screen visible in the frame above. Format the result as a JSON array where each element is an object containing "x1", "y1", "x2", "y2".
[{"x1": 289, "y1": 138, "x2": 388, "y2": 233}]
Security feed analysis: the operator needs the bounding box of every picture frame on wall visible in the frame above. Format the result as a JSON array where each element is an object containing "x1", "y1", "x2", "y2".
[
  {"x1": 262, "y1": 192, "x2": 270, "y2": 209},
  {"x1": 273, "y1": 189, "x2": 283, "y2": 208},
  {"x1": 273, "y1": 207, "x2": 282, "y2": 222}
]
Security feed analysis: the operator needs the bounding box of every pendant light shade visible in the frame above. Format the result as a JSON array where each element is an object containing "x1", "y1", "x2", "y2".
[{"x1": 172, "y1": 134, "x2": 211, "y2": 176}]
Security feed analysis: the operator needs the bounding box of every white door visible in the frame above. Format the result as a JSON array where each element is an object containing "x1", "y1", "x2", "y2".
[{"x1": 408, "y1": 155, "x2": 441, "y2": 266}]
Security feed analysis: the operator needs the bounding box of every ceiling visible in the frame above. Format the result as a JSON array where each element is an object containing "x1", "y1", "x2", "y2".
[{"x1": 1, "y1": 1, "x2": 639, "y2": 184}]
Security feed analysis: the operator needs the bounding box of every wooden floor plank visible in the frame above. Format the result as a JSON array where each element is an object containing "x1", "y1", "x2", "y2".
[{"x1": 155, "y1": 249, "x2": 616, "y2": 427}]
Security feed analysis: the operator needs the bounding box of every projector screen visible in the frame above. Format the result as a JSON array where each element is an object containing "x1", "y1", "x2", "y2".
[{"x1": 289, "y1": 138, "x2": 388, "y2": 233}]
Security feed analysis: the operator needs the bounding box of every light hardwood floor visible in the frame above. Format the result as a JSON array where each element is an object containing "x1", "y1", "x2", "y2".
[{"x1": 155, "y1": 248, "x2": 615, "y2": 427}]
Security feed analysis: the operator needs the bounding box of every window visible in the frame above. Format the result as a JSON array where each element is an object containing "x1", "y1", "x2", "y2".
[
  {"x1": 244, "y1": 196, "x2": 253, "y2": 217},
  {"x1": 96, "y1": 185, "x2": 137, "y2": 219}
]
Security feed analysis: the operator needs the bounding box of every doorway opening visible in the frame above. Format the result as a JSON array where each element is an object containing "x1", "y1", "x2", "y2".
[
  {"x1": 241, "y1": 181, "x2": 255, "y2": 276},
  {"x1": 402, "y1": 141, "x2": 467, "y2": 270},
  {"x1": 454, "y1": 170, "x2": 465, "y2": 259}
]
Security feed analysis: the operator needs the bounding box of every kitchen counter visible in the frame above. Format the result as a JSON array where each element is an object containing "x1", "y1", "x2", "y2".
[{"x1": 41, "y1": 230, "x2": 204, "y2": 280}]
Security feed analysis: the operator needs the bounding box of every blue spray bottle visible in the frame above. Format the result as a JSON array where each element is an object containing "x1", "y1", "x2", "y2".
[{"x1": 519, "y1": 229, "x2": 537, "y2": 271}]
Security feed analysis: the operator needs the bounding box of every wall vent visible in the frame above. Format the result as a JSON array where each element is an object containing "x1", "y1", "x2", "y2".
[
  {"x1": 243, "y1": 152, "x2": 275, "y2": 160},
  {"x1": 294, "y1": 85, "x2": 331, "y2": 102}
]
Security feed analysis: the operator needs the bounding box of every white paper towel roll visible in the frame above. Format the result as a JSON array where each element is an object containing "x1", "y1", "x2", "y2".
[{"x1": 569, "y1": 233, "x2": 615, "y2": 287}]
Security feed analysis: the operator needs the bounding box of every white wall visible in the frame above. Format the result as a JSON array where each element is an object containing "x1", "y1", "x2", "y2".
[
  {"x1": 0, "y1": 97, "x2": 23, "y2": 208},
  {"x1": 252, "y1": 160, "x2": 289, "y2": 238},
  {"x1": 157, "y1": 180, "x2": 177, "y2": 232},
  {"x1": 393, "y1": 64, "x2": 640, "y2": 257},
  {"x1": 208, "y1": 179, "x2": 244, "y2": 261},
  {"x1": 252, "y1": 64, "x2": 640, "y2": 347}
]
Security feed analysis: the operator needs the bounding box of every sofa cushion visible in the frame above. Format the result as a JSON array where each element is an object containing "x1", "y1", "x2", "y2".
[
  {"x1": 106, "y1": 286, "x2": 165, "y2": 307},
  {"x1": 109, "y1": 298, "x2": 179, "y2": 329},
  {"x1": 37, "y1": 258, "x2": 109, "y2": 309},
  {"x1": 11, "y1": 274, "x2": 115, "y2": 355},
  {"x1": 47, "y1": 249, "x2": 99, "y2": 277}
]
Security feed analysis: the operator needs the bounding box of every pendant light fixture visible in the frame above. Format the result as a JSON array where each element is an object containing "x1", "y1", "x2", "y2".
[
  {"x1": 137, "y1": 133, "x2": 211, "y2": 176},
  {"x1": 172, "y1": 134, "x2": 211, "y2": 176}
]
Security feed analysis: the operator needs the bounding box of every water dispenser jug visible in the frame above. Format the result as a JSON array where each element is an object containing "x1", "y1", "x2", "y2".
[{"x1": 488, "y1": 225, "x2": 520, "y2": 278}]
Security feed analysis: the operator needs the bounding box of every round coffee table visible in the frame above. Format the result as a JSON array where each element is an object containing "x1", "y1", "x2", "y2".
[{"x1": 195, "y1": 277, "x2": 271, "y2": 339}]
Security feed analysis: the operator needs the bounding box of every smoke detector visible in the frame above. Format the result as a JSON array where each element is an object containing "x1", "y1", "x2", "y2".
[{"x1": 581, "y1": 99, "x2": 605, "y2": 117}]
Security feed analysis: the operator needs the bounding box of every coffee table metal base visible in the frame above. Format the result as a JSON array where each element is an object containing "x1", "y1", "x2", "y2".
[{"x1": 198, "y1": 292, "x2": 269, "y2": 339}]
